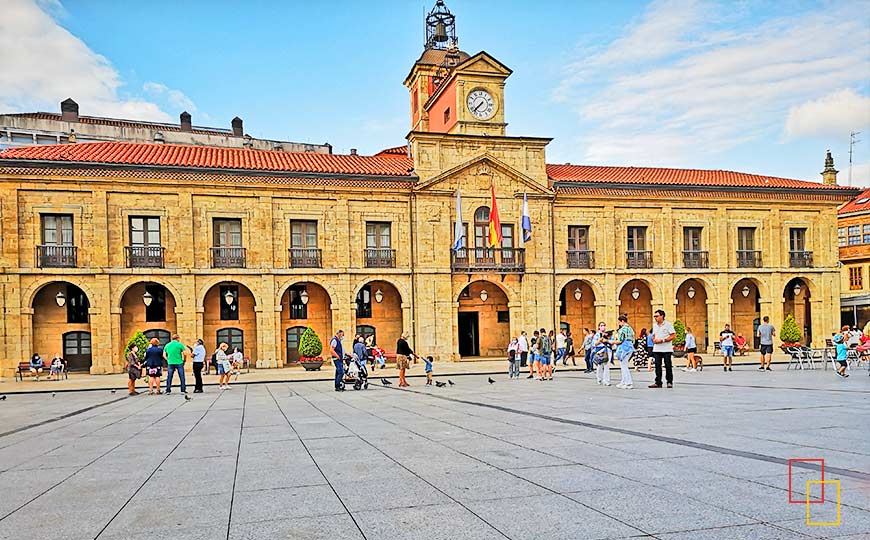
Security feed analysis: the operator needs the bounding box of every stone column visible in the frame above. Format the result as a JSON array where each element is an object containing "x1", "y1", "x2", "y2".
[
  {"x1": 705, "y1": 298, "x2": 718, "y2": 354},
  {"x1": 110, "y1": 307, "x2": 122, "y2": 371},
  {"x1": 255, "y1": 306, "x2": 278, "y2": 368},
  {"x1": 89, "y1": 305, "x2": 114, "y2": 374}
]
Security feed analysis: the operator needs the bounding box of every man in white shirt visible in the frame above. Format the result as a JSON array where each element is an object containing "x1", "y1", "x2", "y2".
[
  {"x1": 517, "y1": 331, "x2": 529, "y2": 368},
  {"x1": 650, "y1": 309, "x2": 676, "y2": 388},
  {"x1": 555, "y1": 329, "x2": 568, "y2": 366}
]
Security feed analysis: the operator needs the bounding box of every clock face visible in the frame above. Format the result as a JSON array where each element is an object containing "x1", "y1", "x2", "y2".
[{"x1": 466, "y1": 89, "x2": 495, "y2": 120}]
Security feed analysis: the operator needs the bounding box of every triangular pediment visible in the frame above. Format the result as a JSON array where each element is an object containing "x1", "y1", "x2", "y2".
[
  {"x1": 414, "y1": 154, "x2": 550, "y2": 195},
  {"x1": 454, "y1": 51, "x2": 512, "y2": 77}
]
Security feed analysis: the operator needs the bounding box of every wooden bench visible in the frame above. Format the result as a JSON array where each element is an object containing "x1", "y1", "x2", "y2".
[{"x1": 16, "y1": 360, "x2": 68, "y2": 381}]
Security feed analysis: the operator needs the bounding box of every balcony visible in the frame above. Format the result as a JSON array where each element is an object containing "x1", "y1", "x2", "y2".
[
  {"x1": 789, "y1": 250, "x2": 813, "y2": 268},
  {"x1": 36, "y1": 245, "x2": 77, "y2": 268},
  {"x1": 737, "y1": 250, "x2": 762, "y2": 268},
  {"x1": 125, "y1": 246, "x2": 165, "y2": 268},
  {"x1": 451, "y1": 247, "x2": 526, "y2": 273},
  {"x1": 566, "y1": 250, "x2": 595, "y2": 269},
  {"x1": 365, "y1": 248, "x2": 396, "y2": 268},
  {"x1": 289, "y1": 248, "x2": 322, "y2": 268},
  {"x1": 211, "y1": 247, "x2": 246, "y2": 268},
  {"x1": 682, "y1": 250, "x2": 709, "y2": 269},
  {"x1": 626, "y1": 250, "x2": 653, "y2": 269}
]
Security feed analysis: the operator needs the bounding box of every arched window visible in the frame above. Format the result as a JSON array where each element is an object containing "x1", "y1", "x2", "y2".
[
  {"x1": 144, "y1": 329, "x2": 171, "y2": 346},
  {"x1": 474, "y1": 206, "x2": 490, "y2": 248},
  {"x1": 356, "y1": 285, "x2": 372, "y2": 319},
  {"x1": 216, "y1": 327, "x2": 244, "y2": 354},
  {"x1": 356, "y1": 325, "x2": 376, "y2": 346}
]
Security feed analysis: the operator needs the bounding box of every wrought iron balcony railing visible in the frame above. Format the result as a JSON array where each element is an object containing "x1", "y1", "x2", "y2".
[
  {"x1": 125, "y1": 246, "x2": 165, "y2": 268},
  {"x1": 626, "y1": 250, "x2": 653, "y2": 269},
  {"x1": 36, "y1": 245, "x2": 77, "y2": 268},
  {"x1": 566, "y1": 250, "x2": 595, "y2": 269},
  {"x1": 789, "y1": 250, "x2": 813, "y2": 268},
  {"x1": 451, "y1": 247, "x2": 526, "y2": 273},
  {"x1": 289, "y1": 248, "x2": 322, "y2": 268},
  {"x1": 737, "y1": 250, "x2": 762, "y2": 268},
  {"x1": 682, "y1": 250, "x2": 709, "y2": 269},
  {"x1": 211, "y1": 246, "x2": 246, "y2": 268},
  {"x1": 365, "y1": 248, "x2": 396, "y2": 268}
]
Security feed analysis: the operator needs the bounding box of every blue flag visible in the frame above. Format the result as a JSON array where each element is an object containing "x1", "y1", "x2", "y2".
[
  {"x1": 522, "y1": 191, "x2": 532, "y2": 243},
  {"x1": 452, "y1": 189, "x2": 465, "y2": 251}
]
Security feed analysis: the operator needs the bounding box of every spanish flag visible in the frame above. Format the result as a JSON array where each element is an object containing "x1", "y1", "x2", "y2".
[{"x1": 487, "y1": 181, "x2": 503, "y2": 247}]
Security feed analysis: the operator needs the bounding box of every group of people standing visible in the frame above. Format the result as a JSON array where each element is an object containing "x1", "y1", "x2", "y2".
[
  {"x1": 124, "y1": 336, "x2": 242, "y2": 395},
  {"x1": 507, "y1": 327, "x2": 577, "y2": 382}
]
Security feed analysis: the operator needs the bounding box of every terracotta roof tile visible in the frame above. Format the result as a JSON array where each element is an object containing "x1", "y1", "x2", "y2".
[
  {"x1": 838, "y1": 188, "x2": 870, "y2": 214},
  {"x1": 373, "y1": 145, "x2": 410, "y2": 157},
  {"x1": 546, "y1": 164, "x2": 852, "y2": 191},
  {"x1": 0, "y1": 141, "x2": 414, "y2": 177},
  {"x1": 4, "y1": 112, "x2": 232, "y2": 136}
]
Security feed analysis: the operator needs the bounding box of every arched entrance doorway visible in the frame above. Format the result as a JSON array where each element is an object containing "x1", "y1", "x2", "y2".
[
  {"x1": 560, "y1": 280, "x2": 595, "y2": 338},
  {"x1": 281, "y1": 282, "x2": 332, "y2": 364},
  {"x1": 32, "y1": 282, "x2": 92, "y2": 371},
  {"x1": 784, "y1": 278, "x2": 811, "y2": 346},
  {"x1": 120, "y1": 282, "x2": 177, "y2": 366},
  {"x1": 354, "y1": 280, "x2": 402, "y2": 352},
  {"x1": 676, "y1": 279, "x2": 708, "y2": 349},
  {"x1": 618, "y1": 280, "x2": 653, "y2": 331},
  {"x1": 204, "y1": 282, "x2": 257, "y2": 361},
  {"x1": 731, "y1": 279, "x2": 761, "y2": 348},
  {"x1": 457, "y1": 281, "x2": 509, "y2": 357}
]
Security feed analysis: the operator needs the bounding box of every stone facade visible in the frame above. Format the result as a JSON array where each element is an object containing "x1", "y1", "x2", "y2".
[{"x1": 837, "y1": 190, "x2": 870, "y2": 327}]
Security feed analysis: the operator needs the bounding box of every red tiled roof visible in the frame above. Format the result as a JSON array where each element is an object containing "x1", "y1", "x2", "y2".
[
  {"x1": 546, "y1": 164, "x2": 852, "y2": 190},
  {"x1": 0, "y1": 142, "x2": 414, "y2": 177},
  {"x1": 374, "y1": 145, "x2": 409, "y2": 157},
  {"x1": 838, "y1": 188, "x2": 870, "y2": 214},
  {"x1": 4, "y1": 112, "x2": 232, "y2": 136}
]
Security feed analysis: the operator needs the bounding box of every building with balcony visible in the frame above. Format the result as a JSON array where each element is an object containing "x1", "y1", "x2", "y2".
[
  {"x1": 0, "y1": 2, "x2": 857, "y2": 375},
  {"x1": 838, "y1": 186, "x2": 870, "y2": 327}
]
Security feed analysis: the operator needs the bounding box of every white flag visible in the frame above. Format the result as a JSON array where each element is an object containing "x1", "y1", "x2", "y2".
[
  {"x1": 452, "y1": 190, "x2": 465, "y2": 251},
  {"x1": 522, "y1": 191, "x2": 532, "y2": 244}
]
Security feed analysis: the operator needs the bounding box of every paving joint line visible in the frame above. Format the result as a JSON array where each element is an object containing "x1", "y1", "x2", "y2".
[
  {"x1": 224, "y1": 385, "x2": 249, "y2": 540},
  {"x1": 0, "y1": 395, "x2": 129, "y2": 439}
]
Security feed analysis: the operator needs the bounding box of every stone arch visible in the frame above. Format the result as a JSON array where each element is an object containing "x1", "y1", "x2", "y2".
[
  {"x1": 615, "y1": 276, "x2": 661, "y2": 305},
  {"x1": 279, "y1": 281, "x2": 334, "y2": 365},
  {"x1": 24, "y1": 277, "x2": 98, "y2": 311},
  {"x1": 454, "y1": 278, "x2": 514, "y2": 303},
  {"x1": 30, "y1": 280, "x2": 93, "y2": 372},
  {"x1": 780, "y1": 274, "x2": 817, "y2": 300},
  {"x1": 351, "y1": 276, "x2": 409, "y2": 305},
  {"x1": 202, "y1": 281, "x2": 259, "y2": 359},
  {"x1": 728, "y1": 276, "x2": 769, "y2": 301},
  {"x1": 114, "y1": 276, "x2": 184, "y2": 311},
  {"x1": 559, "y1": 279, "x2": 597, "y2": 338},
  {"x1": 555, "y1": 276, "x2": 604, "y2": 303},
  {"x1": 457, "y1": 279, "x2": 510, "y2": 357},
  {"x1": 675, "y1": 278, "x2": 710, "y2": 349},
  {"x1": 617, "y1": 279, "x2": 654, "y2": 330},
  {"x1": 276, "y1": 277, "x2": 337, "y2": 309},
  {"x1": 674, "y1": 275, "x2": 717, "y2": 300},
  {"x1": 197, "y1": 277, "x2": 260, "y2": 309}
]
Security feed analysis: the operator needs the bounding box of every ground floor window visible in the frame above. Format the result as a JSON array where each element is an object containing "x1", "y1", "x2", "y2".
[
  {"x1": 217, "y1": 327, "x2": 244, "y2": 353},
  {"x1": 144, "y1": 329, "x2": 171, "y2": 346}
]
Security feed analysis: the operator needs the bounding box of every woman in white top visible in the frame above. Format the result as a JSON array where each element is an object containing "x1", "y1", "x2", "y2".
[{"x1": 682, "y1": 328, "x2": 699, "y2": 372}]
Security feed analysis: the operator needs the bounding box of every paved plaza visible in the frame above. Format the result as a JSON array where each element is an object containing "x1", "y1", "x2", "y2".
[{"x1": 0, "y1": 367, "x2": 868, "y2": 540}]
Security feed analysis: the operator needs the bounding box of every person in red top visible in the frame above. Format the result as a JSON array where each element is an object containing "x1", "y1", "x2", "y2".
[{"x1": 734, "y1": 333, "x2": 748, "y2": 356}]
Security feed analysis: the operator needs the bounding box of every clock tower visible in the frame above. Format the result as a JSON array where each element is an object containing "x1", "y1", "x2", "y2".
[{"x1": 404, "y1": 1, "x2": 511, "y2": 136}]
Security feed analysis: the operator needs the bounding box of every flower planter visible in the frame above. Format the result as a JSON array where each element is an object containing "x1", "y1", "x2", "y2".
[
  {"x1": 672, "y1": 349, "x2": 687, "y2": 358},
  {"x1": 300, "y1": 357, "x2": 324, "y2": 371}
]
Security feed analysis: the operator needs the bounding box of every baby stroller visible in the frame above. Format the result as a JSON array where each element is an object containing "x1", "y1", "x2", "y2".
[
  {"x1": 342, "y1": 353, "x2": 369, "y2": 390},
  {"x1": 632, "y1": 342, "x2": 649, "y2": 369}
]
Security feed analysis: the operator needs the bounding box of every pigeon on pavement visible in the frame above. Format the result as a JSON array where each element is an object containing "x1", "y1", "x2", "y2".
[
  {"x1": 381, "y1": 378, "x2": 393, "y2": 386},
  {"x1": 110, "y1": 389, "x2": 116, "y2": 394},
  {"x1": 435, "y1": 381, "x2": 446, "y2": 387},
  {"x1": 184, "y1": 394, "x2": 192, "y2": 401},
  {"x1": 488, "y1": 377, "x2": 495, "y2": 384},
  {"x1": 51, "y1": 392, "x2": 56, "y2": 397},
  {"x1": 448, "y1": 380, "x2": 455, "y2": 386},
  {"x1": 0, "y1": 395, "x2": 6, "y2": 401}
]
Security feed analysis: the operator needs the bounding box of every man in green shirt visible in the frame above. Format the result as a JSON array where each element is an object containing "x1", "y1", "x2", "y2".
[{"x1": 163, "y1": 334, "x2": 189, "y2": 394}]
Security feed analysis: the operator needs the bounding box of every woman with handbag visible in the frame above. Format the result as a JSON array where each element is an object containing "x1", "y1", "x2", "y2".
[
  {"x1": 215, "y1": 342, "x2": 232, "y2": 390},
  {"x1": 126, "y1": 345, "x2": 142, "y2": 395},
  {"x1": 143, "y1": 338, "x2": 164, "y2": 395}
]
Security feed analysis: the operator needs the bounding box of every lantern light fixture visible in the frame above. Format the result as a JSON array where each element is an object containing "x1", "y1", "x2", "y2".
[
  {"x1": 631, "y1": 286, "x2": 640, "y2": 300},
  {"x1": 374, "y1": 289, "x2": 384, "y2": 303},
  {"x1": 573, "y1": 287, "x2": 582, "y2": 301},
  {"x1": 741, "y1": 285, "x2": 750, "y2": 297},
  {"x1": 55, "y1": 290, "x2": 66, "y2": 307},
  {"x1": 224, "y1": 289, "x2": 235, "y2": 306},
  {"x1": 687, "y1": 286, "x2": 696, "y2": 299},
  {"x1": 793, "y1": 283, "x2": 801, "y2": 296},
  {"x1": 299, "y1": 289, "x2": 309, "y2": 305},
  {"x1": 480, "y1": 289, "x2": 489, "y2": 302},
  {"x1": 142, "y1": 290, "x2": 153, "y2": 306}
]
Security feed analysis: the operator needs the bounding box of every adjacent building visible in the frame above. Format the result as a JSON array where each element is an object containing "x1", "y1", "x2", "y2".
[
  {"x1": 838, "y1": 185, "x2": 870, "y2": 327},
  {"x1": 0, "y1": 1, "x2": 858, "y2": 376}
]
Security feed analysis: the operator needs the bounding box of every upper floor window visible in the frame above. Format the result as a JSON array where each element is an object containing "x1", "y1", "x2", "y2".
[
  {"x1": 214, "y1": 218, "x2": 242, "y2": 247},
  {"x1": 850, "y1": 267, "x2": 863, "y2": 290},
  {"x1": 286, "y1": 285, "x2": 308, "y2": 319},
  {"x1": 444, "y1": 107, "x2": 451, "y2": 123},
  {"x1": 863, "y1": 224, "x2": 870, "y2": 244},
  {"x1": 501, "y1": 224, "x2": 514, "y2": 249},
  {"x1": 474, "y1": 207, "x2": 490, "y2": 248},
  {"x1": 789, "y1": 228, "x2": 807, "y2": 252},
  {"x1": 683, "y1": 227, "x2": 702, "y2": 251},
  {"x1": 839, "y1": 227, "x2": 846, "y2": 247},
  {"x1": 220, "y1": 285, "x2": 239, "y2": 321},
  {"x1": 130, "y1": 217, "x2": 160, "y2": 246},
  {"x1": 568, "y1": 226, "x2": 589, "y2": 251},
  {"x1": 290, "y1": 220, "x2": 318, "y2": 248},
  {"x1": 847, "y1": 225, "x2": 861, "y2": 245},
  {"x1": 627, "y1": 226, "x2": 646, "y2": 251},
  {"x1": 737, "y1": 227, "x2": 756, "y2": 251},
  {"x1": 366, "y1": 222, "x2": 391, "y2": 249},
  {"x1": 41, "y1": 214, "x2": 73, "y2": 245}
]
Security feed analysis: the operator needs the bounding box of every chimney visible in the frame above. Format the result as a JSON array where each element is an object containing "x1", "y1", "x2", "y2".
[
  {"x1": 821, "y1": 148, "x2": 839, "y2": 185},
  {"x1": 180, "y1": 111, "x2": 192, "y2": 132},
  {"x1": 350, "y1": 148, "x2": 358, "y2": 155},
  {"x1": 60, "y1": 98, "x2": 79, "y2": 122},
  {"x1": 231, "y1": 117, "x2": 243, "y2": 137}
]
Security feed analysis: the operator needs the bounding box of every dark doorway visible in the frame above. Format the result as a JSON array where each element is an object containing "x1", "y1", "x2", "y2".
[
  {"x1": 63, "y1": 331, "x2": 92, "y2": 371},
  {"x1": 458, "y1": 312, "x2": 479, "y2": 356},
  {"x1": 286, "y1": 326, "x2": 306, "y2": 364}
]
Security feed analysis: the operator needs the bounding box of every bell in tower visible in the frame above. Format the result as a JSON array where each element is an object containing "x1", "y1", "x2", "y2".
[{"x1": 425, "y1": 1, "x2": 456, "y2": 50}]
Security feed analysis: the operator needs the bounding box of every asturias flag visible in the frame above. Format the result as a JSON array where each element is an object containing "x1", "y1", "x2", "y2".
[
  {"x1": 522, "y1": 191, "x2": 532, "y2": 243},
  {"x1": 452, "y1": 189, "x2": 465, "y2": 251},
  {"x1": 487, "y1": 181, "x2": 503, "y2": 248}
]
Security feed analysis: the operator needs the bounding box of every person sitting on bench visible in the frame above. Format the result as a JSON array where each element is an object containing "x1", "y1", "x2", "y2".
[
  {"x1": 734, "y1": 334, "x2": 748, "y2": 356},
  {"x1": 49, "y1": 353, "x2": 65, "y2": 379},
  {"x1": 30, "y1": 353, "x2": 44, "y2": 381}
]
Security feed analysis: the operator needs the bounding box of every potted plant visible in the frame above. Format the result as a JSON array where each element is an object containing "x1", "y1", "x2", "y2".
[
  {"x1": 780, "y1": 314, "x2": 802, "y2": 349},
  {"x1": 672, "y1": 319, "x2": 687, "y2": 357},
  {"x1": 298, "y1": 326, "x2": 324, "y2": 371}
]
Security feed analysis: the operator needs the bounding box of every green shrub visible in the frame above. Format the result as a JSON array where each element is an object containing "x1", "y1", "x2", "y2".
[
  {"x1": 780, "y1": 314, "x2": 802, "y2": 343},
  {"x1": 673, "y1": 319, "x2": 686, "y2": 347},
  {"x1": 298, "y1": 326, "x2": 323, "y2": 358},
  {"x1": 125, "y1": 330, "x2": 149, "y2": 361}
]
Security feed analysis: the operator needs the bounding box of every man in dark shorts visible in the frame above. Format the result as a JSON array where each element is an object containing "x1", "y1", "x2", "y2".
[{"x1": 756, "y1": 315, "x2": 776, "y2": 371}]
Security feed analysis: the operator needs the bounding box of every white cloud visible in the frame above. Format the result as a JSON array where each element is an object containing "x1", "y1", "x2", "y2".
[
  {"x1": 0, "y1": 0, "x2": 171, "y2": 121},
  {"x1": 785, "y1": 89, "x2": 870, "y2": 139},
  {"x1": 556, "y1": 1, "x2": 870, "y2": 168},
  {"x1": 143, "y1": 82, "x2": 198, "y2": 113}
]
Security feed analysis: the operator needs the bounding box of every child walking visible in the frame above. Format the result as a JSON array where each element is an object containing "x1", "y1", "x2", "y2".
[
  {"x1": 834, "y1": 331, "x2": 850, "y2": 378},
  {"x1": 507, "y1": 337, "x2": 519, "y2": 378},
  {"x1": 424, "y1": 355, "x2": 434, "y2": 385}
]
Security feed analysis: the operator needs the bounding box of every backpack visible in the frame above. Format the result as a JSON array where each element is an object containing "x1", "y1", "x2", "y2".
[{"x1": 540, "y1": 336, "x2": 552, "y2": 355}]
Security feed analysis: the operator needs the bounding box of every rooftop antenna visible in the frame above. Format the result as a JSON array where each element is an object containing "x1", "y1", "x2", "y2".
[{"x1": 849, "y1": 130, "x2": 861, "y2": 186}]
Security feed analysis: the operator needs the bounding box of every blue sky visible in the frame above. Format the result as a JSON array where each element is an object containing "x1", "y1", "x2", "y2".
[{"x1": 1, "y1": 0, "x2": 868, "y2": 184}]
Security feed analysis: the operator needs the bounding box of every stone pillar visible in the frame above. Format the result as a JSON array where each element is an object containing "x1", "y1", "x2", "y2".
[
  {"x1": 809, "y1": 297, "x2": 825, "y2": 348},
  {"x1": 110, "y1": 307, "x2": 122, "y2": 371},
  {"x1": 705, "y1": 299, "x2": 718, "y2": 353},
  {"x1": 451, "y1": 300, "x2": 461, "y2": 362},
  {"x1": 89, "y1": 305, "x2": 114, "y2": 374},
  {"x1": 255, "y1": 306, "x2": 278, "y2": 368},
  {"x1": 15, "y1": 308, "x2": 34, "y2": 378}
]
